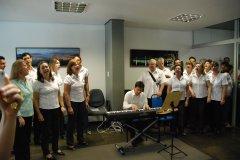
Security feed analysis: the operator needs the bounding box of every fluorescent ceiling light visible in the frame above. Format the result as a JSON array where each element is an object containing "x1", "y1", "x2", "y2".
[
  {"x1": 54, "y1": 1, "x2": 87, "y2": 13},
  {"x1": 170, "y1": 13, "x2": 202, "y2": 22}
]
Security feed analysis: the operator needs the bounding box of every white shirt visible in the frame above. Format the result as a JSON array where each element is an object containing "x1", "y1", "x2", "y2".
[
  {"x1": 138, "y1": 68, "x2": 166, "y2": 98},
  {"x1": 33, "y1": 79, "x2": 60, "y2": 110},
  {"x1": 208, "y1": 73, "x2": 228, "y2": 101},
  {"x1": 168, "y1": 75, "x2": 188, "y2": 100},
  {"x1": 52, "y1": 72, "x2": 63, "y2": 96},
  {"x1": 64, "y1": 66, "x2": 89, "y2": 102},
  {"x1": 205, "y1": 70, "x2": 213, "y2": 77},
  {"x1": 183, "y1": 70, "x2": 192, "y2": 83},
  {"x1": 26, "y1": 67, "x2": 37, "y2": 86},
  {"x1": 123, "y1": 90, "x2": 148, "y2": 110},
  {"x1": 223, "y1": 72, "x2": 233, "y2": 97},
  {"x1": 189, "y1": 73, "x2": 209, "y2": 98},
  {"x1": 159, "y1": 67, "x2": 173, "y2": 82}
]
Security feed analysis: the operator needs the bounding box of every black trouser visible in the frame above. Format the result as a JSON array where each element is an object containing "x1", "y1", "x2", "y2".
[
  {"x1": 161, "y1": 86, "x2": 168, "y2": 102},
  {"x1": 33, "y1": 110, "x2": 41, "y2": 144},
  {"x1": 40, "y1": 108, "x2": 60, "y2": 156},
  {"x1": 211, "y1": 100, "x2": 224, "y2": 132},
  {"x1": 147, "y1": 98, "x2": 152, "y2": 107},
  {"x1": 175, "y1": 100, "x2": 186, "y2": 134},
  {"x1": 191, "y1": 97, "x2": 206, "y2": 132},
  {"x1": 59, "y1": 108, "x2": 65, "y2": 137},
  {"x1": 204, "y1": 100, "x2": 213, "y2": 129},
  {"x1": 223, "y1": 96, "x2": 232, "y2": 125},
  {"x1": 14, "y1": 116, "x2": 32, "y2": 160},
  {"x1": 185, "y1": 97, "x2": 191, "y2": 128},
  {"x1": 66, "y1": 101, "x2": 88, "y2": 146},
  {"x1": 126, "y1": 119, "x2": 151, "y2": 145}
]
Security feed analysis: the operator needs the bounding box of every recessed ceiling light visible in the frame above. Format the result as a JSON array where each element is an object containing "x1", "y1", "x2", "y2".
[
  {"x1": 170, "y1": 13, "x2": 202, "y2": 22},
  {"x1": 54, "y1": 1, "x2": 87, "y2": 13}
]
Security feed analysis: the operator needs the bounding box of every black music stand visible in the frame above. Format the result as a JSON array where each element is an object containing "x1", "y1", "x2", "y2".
[{"x1": 156, "y1": 91, "x2": 187, "y2": 160}]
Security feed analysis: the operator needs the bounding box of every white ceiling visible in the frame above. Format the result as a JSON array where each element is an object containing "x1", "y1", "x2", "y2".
[{"x1": 0, "y1": 0, "x2": 239, "y2": 30}]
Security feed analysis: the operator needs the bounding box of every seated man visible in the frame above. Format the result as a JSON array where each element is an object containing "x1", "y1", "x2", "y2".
[{"x1": 123, "y1": 81, "x2": 150, "y2": 146}]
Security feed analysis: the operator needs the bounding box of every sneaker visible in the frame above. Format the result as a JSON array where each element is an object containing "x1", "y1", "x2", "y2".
[
  {"x1": 182, "y1": 132, "x2": 187, "y2": 136},
  {"x1": 67, "y1": 145, "x2": 76, "y2": 150},
  {"x1": 225, "y1": 123, "x2": 232, "y2": 128},
  {"x1": 53, "y1": 149, "x2": 65, "y2": 156},
  {"x1": 45, "y1": 154, "x2": 57, "y2": 160}
]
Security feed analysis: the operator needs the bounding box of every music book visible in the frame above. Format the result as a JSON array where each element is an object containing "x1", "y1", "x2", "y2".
[{"x1": 156, "y1": 91, "x2": 182, "y2": 114}]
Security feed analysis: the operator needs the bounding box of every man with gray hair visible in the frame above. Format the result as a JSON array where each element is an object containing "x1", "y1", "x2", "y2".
[
  {"x1": 157, "y1": 57, "x2": 173, "y2": 80},
  {"x1": 138, "y1": 59, "x2": 166, "y2": 107},
  {"x1": 157, "y1": 57, "x2": 173, "y2": 101}
]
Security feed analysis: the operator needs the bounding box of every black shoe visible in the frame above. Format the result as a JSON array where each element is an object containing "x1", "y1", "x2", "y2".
[
  {"x1": 131, "y1": 137, "x2": 143, "y2": 147},
  {"x1": 131, "y1": 141, "x2": 137, "y2": 147},
  {"x1": 34, "y1": 140, "x2": 41, "y2": 145},
  {"x1": 215, "y1": 130, "x2": 221, "y2": 135},
  {"x1": 76, "y1": 141, "x2": 88, "y2": 148}
]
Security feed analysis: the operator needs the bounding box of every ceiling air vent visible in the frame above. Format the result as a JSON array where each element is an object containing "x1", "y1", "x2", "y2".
[
  {"x1": 54, "y1": 1, "x2": 87, "y2": 13},
  {"x1": 170, "y1": 13, "x2": 202, "y2": 22}
]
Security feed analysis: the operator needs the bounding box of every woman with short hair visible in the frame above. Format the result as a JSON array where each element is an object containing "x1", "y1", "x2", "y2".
[
  {"x1": 64, "y1": 58, "x2": 89, "y2": 149},
  {"x1": 168, "y1": 64, "x2": 189, "y2": 136},
  {"x1": 188, "y1": 63, "x2": 211, "y2": 133},
  {"x1": 208, "y1": 61, "x2": 228, "y2": 134}
]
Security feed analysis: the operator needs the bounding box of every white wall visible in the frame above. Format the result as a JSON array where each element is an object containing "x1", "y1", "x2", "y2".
[
  {"x1": 0, "y1": 22, "x2": 234, "y2": 94},
  {"x1": 193, "y1": 28, "x2": 234, "y2": 44},
  {"x1": 124, "y1": 27, "x2": 234, "y2": 90},
  {"x1": 0, "y1": 21, "x2": 106, "y2": 94},
  {"x1": 187, "y1": 44, "x2": 234, "y2": 64},
  {"x1": 124, "y1": 27, "x2": 192, "y2": 89}
]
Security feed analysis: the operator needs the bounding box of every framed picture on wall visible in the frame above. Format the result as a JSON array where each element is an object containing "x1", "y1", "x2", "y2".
[
  {"x1": 16, "y1": 47, "x2": 80, "y2": 67},
  {"x1": 130, "y1": 49, "x2": 178, "y2": 67}
]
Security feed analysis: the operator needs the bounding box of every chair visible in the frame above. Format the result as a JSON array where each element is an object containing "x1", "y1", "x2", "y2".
[
  {"x1": 151, "y1": 94, "x2": 163, "y2": 108},
  {"x1": 151, "y1": 94, "x2": 173, "y2": 136},
  {"x1": 88, "y1": 89, "x2": 109, "y2": 121}
]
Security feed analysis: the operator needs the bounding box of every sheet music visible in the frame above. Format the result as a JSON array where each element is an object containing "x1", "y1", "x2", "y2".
[{"x1": 156, "y1": 91, "x2": 182, "y2": 114}]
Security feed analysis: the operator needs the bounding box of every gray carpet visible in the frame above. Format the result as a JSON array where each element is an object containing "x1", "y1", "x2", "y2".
[{"x1": 31, "y1": 138, "x2": 211, "y2": 160}]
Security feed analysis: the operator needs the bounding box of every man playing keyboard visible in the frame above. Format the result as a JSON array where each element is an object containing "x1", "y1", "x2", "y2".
[{"x1": 123, "y1": 81, "x2": 150, "y2": 146}]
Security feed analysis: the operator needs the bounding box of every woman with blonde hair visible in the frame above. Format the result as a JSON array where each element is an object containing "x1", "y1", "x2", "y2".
[
  {"x1": 49, "y1": 58, "x2": 66, "y2": 138},
  {"x1": 49, "y1": 58, "x2": 63, "y2": 87},
  {"x1": 10, "y1": 59, "x2": 33, "y2": 160}
]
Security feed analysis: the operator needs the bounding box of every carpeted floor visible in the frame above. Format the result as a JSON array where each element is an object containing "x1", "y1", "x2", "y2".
[
  {"x1": 12, "y1": 123, "x2": 240, "y2": 160},
  {"x1": 30, "y1": 134, "x2": 211, "y2": 160}
]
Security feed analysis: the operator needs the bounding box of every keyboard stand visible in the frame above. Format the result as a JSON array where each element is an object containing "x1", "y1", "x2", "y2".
[{"x1": 115, "y1": 117, "x2": 166, "y2": 155}]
